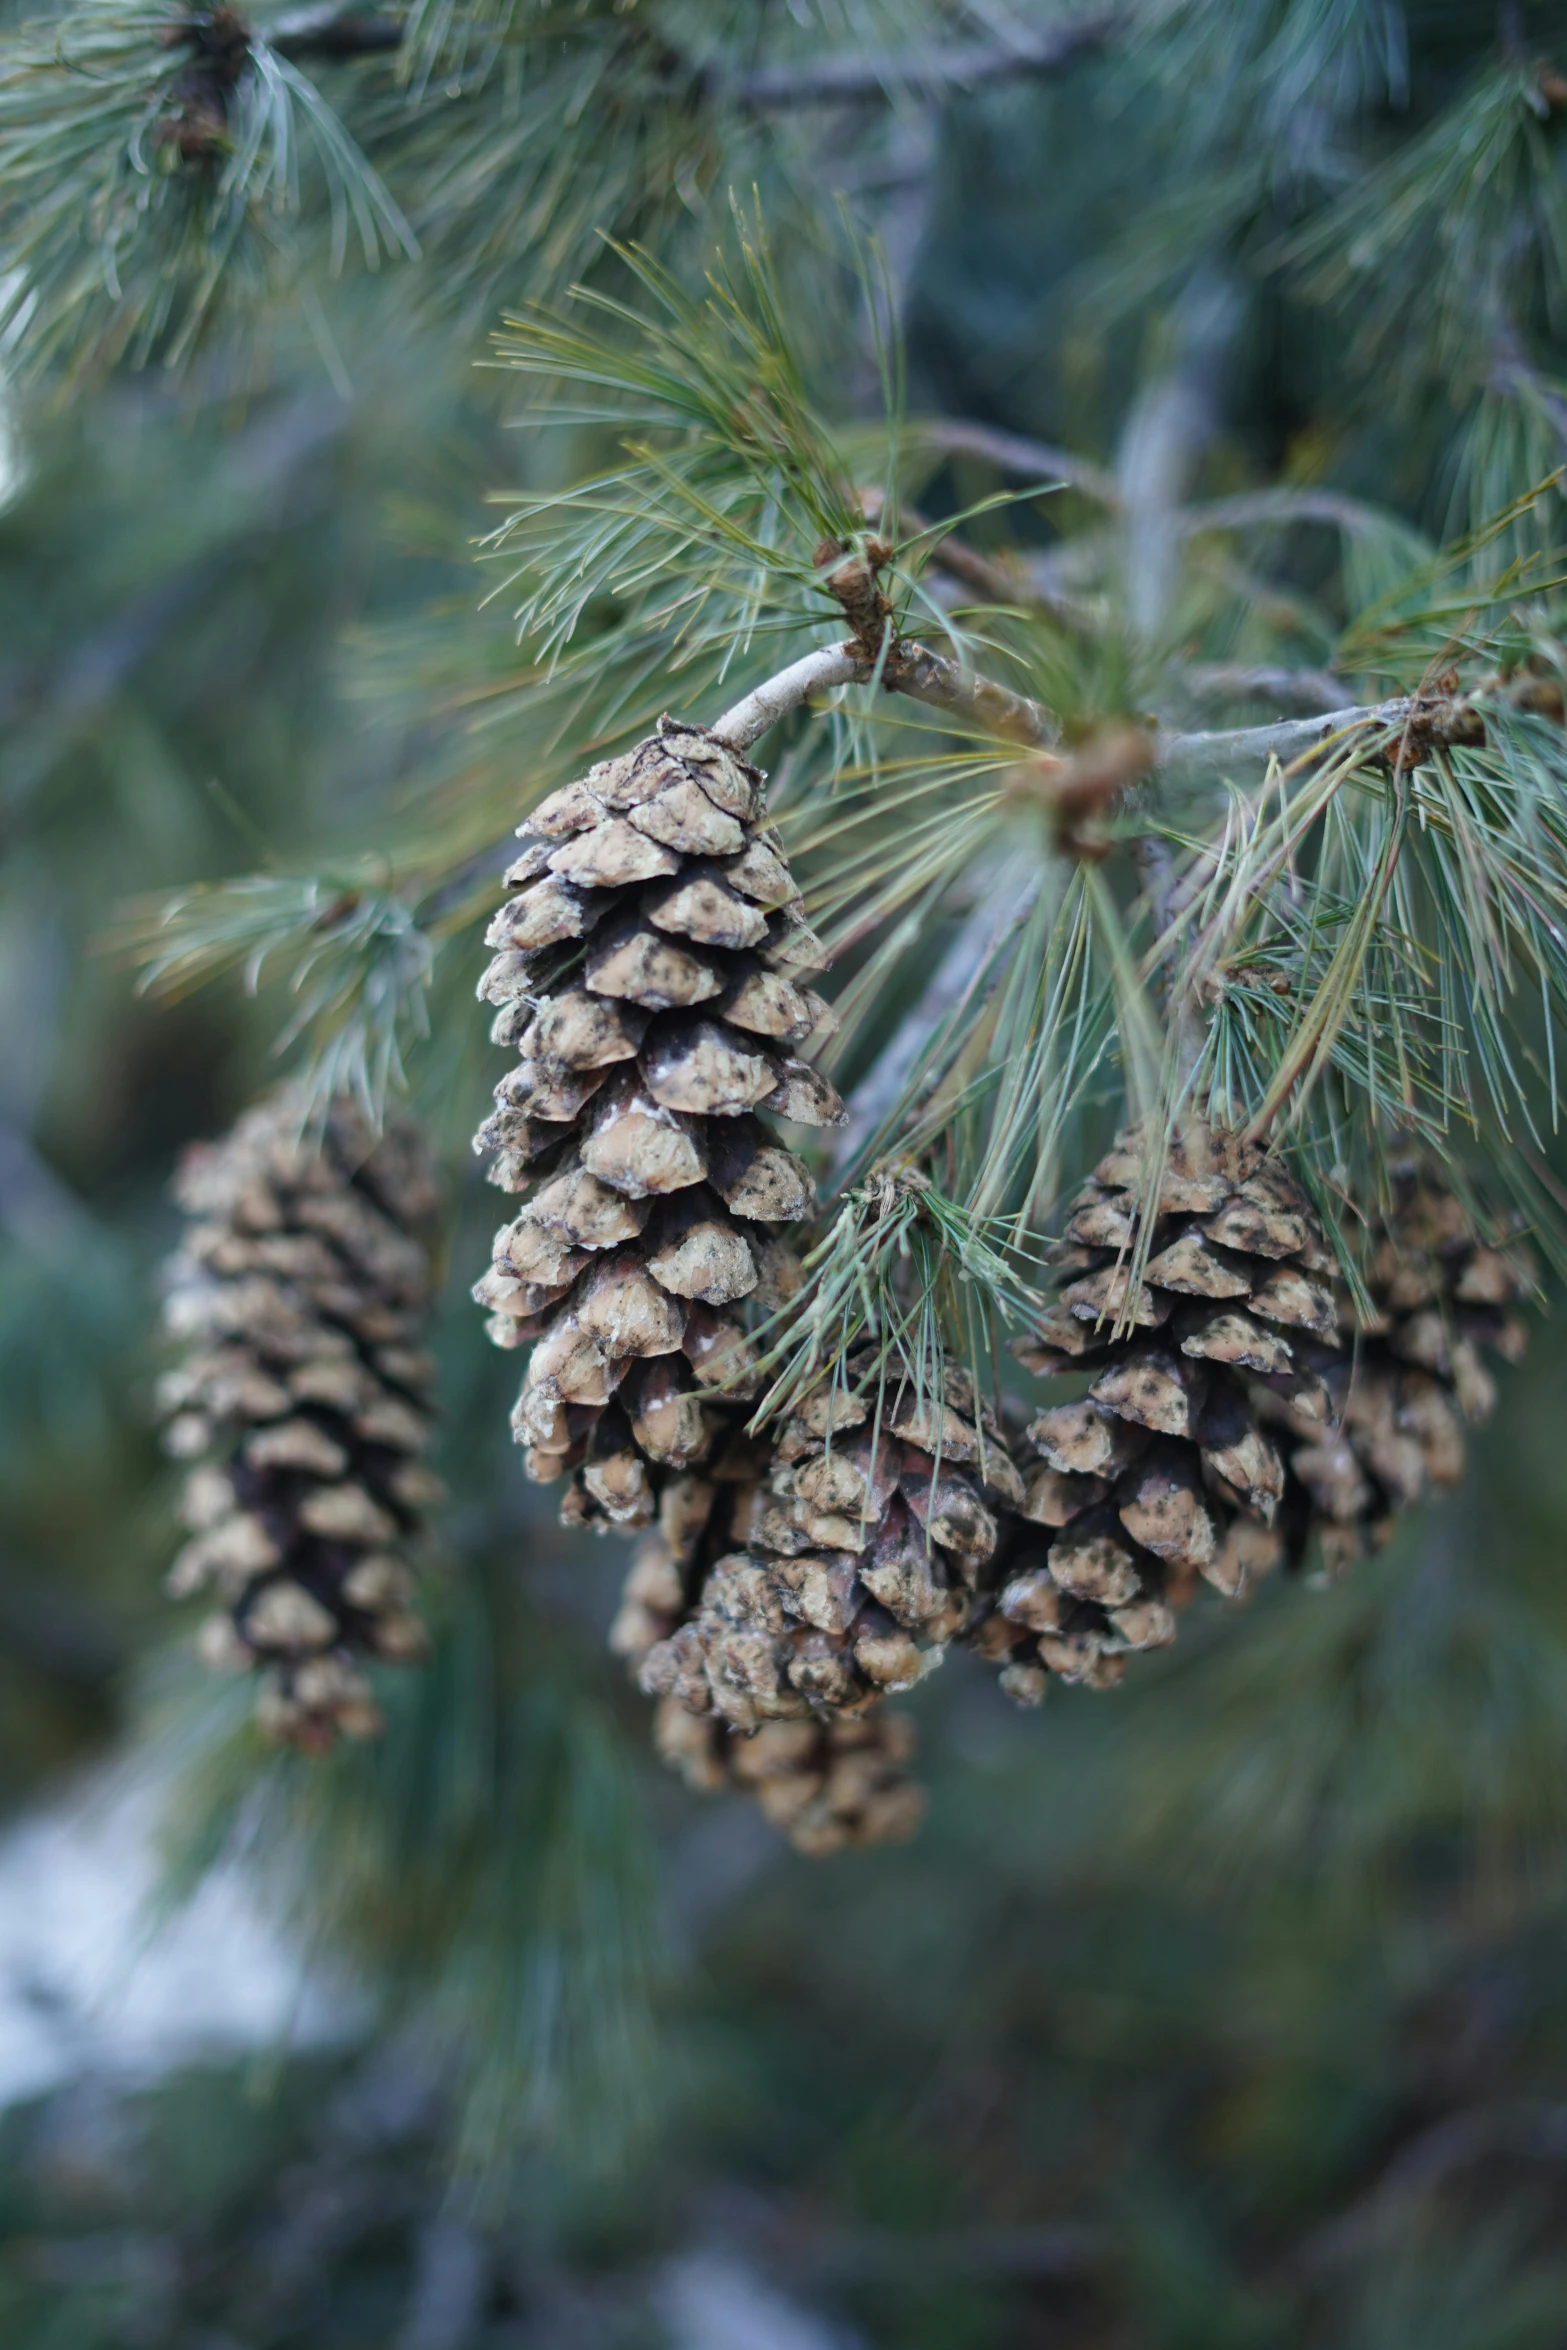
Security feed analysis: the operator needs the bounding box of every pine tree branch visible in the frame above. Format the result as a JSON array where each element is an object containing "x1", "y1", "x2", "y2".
[
  {"x1": 248, "y1": 3, "x2": 1129, "y2": 93},
  {"x1": 893, "y1": 500, "x2": 1037, "y2": 608},
  {"x1": 726, "y1": 10, "x2": 1127, "y2": 110},
  {"x1": 1176, "y1": 488, "x2": 1412, "y2": 540},
  {"x1": 1155, "y1": 700, "x2": 1428, "y2": 777},
  {"x1": 1289, "y1": 2098, "x2": 1567, "y2": 2278},
  {"x1": 713, "y1": 630, "x2": 1567, "y2": 822},
  {"x1": 1159, "y1": 670, "x2": 1566, "y2": 778},
  {"x1": 709, "y1": 637, "x2": 1061, "y2": 752},
  {"x1": 0, "y1": 1118, "x2": 99, "y2": 1260},
  {"x1": 1180, "y1": 663, "x2": 1348, "y2": 715},
  {"x1": 710, "y1": 638, "x2": 1535, "y2": 779},
  {"x1": 875, "y1": 492, "x2": 1096, "y2": 630},
  {"x1": 880, "y1": 638, "x2": 1063, "y2": 747},
  {"x1": 270, "y1": 5, "x2": 403, "y2": 59},
  {"x1": 709, "y1": 645, "x2": 865, "y2": 750},
  {"x1": 915, "y1": 443, "x2": 1420, "y2": 543},
  {"x1": 916, "y1": 419, "x2": 1123, "y2": 509},
  {"x1": 1117, "y1": 272, "x2": 1240, "y2": 639}
]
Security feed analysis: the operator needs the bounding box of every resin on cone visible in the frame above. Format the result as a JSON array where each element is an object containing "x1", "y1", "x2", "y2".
[
  {"x1": 160, "y1": 1091, "x2": 442, "y2": 1750},
  {"x1": 638, "y1": 1348, "x2": 1027, "y2": 1729},
  {"x1": 996, "y1": 1118, "x2": 1340, "y2": 1699},
  {"x1": 652, "y1": 1697, "x2": 926, "y2": 1857},
  {"x1": 473, "y1": 718, "x2": 843, "y2": 1527}
]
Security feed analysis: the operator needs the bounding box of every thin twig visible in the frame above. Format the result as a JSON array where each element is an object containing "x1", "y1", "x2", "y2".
[
  {"x1": 880, "y1": 638, "x2": 1062, "y2": 747},
  {"x1": 882, "y1": 497, "x2": 1034, "y2": 607},
  {"x1": 728, "y1": 10, "x2": 1126, "y2": 109},
  {"x1": 793, "y1": 2219, "x2": 1105, "y2": 2285},
  {"x1": 1116, "y1": 275, "x2": 1240, "y2": 641},
  {"x1": 1175, "y1": 487, "x2": 1417, "y2": 540},
  {"x1": 712, "y1": 638, "x2": 1562, "y2": 775},
  {"x1": 1157, "y1": 670, "x2": 1564, "y2": 777},
  {"x1": 270, "y1": 3, "x2": 402, "y2": 57},
  {"x1": 1180, "y1": 663, "x2": 1348, "y2": 715},
  {"x1": 916, "y1": 419, "x2": 1122, "y2": 510},
  {"x1": 1112, "y1": 300, "x2": 1237, "y2": 1077},
  {"x1": 0, "y1": 1118, "x2": 100, "y2": 1260},
  {"x1": 263, "y1": 3, "x2": 1125, "y2": 91},
  {"x1": 709, "y1": 645, "x2": 864, "y2": 750},
  {"x1": 879, "y1": 493, "x2": 1095, "y2": 630},
  {"x1": 709, "y1": 638, "x2": 1061, "y2": 753},
  {"x1": 1025, "y1": 482, "x2": 1413, "y2": 604},
  {"x1": 1156, "y1": 700, "x2": 1418, "y2": 777}
]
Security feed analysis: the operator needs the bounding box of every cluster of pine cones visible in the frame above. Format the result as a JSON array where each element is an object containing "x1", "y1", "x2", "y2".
[
  {"x1": 989, "y1": 1128, "x2": 1530, "y2": 1699},
  {"x1": 157, "y1": 719, "x2": 1534, "y2": 1855}
]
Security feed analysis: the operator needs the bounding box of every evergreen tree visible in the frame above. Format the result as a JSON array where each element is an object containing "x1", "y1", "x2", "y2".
[{"x1": 4, "y1": 4, "x2": 1567, "y2": 2343}]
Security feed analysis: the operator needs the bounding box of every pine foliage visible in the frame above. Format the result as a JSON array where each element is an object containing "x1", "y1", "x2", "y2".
[{"x1": 6, "y1": 0, "x2": 1567, "y2": 2303}]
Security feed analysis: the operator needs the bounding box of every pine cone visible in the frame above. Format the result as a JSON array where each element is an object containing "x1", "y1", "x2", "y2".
[
  {"x1": 473, "y1": 717, "x2": 842, "y2": 1527},
  {"x1": 1266, "y1": 1163, "x2": 1532, "y2": 1575},
  {"x1": 993, "y1": 1119, "x2": 1340, "y2": 1697},
  {"x1": 607, "y1": 1412, "x2": 773, "y2": 1668},
  {"x1": 652, "y1": 1698, "x2": 926, "y2": 1857},
  {"x1": 159, "y1": 1091, "x2": 442, "y2": 1751},
  {"x1": 639, "y1": 1350, "x2": 1027, "y2": 1729}
]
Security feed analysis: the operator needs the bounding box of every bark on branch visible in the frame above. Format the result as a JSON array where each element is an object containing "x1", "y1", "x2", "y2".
[
  {"x1": 711, "y1": 631, "x2": 1567, "y2": 785},
  {"x1": 709, "y1": 646, "x2": 866, "y2": 751},
  {"x1": 879, "y1": 638, "x2": 1062, "y2": 747},
  {"x1": 710, "y1": 638, "x2": 1064, "y2": 753},
  {"x1": 1158, "y1": 670, "x2": 1565, "y2": 775}
]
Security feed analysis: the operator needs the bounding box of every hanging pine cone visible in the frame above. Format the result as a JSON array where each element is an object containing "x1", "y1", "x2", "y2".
[
  {"x1": 159, "y1": 1090, "x2": 443, "y2": 1751},
  {"x1": 613, "y1": 1437, "x2": 926, "y2": 1856},
  {"x1": 1264, "y1": 1161, "x2": 1532, "y2": 1576},
  {"x1": 992, "y1": 1119, "x2": 1340, "y2": 1699},
  {"x1": 607, "y1": 1412, "x2": 773, "y2": 1669},
  {"x1": 472, "y1": 717, "x2": 843, "y2": 1528},
  {"x1": 652, "y1": 1698, "x2": 927, "y2": 1856},
  {"x1": 638, "y1": 1348, "x2": 1027, "y2": 1729}
]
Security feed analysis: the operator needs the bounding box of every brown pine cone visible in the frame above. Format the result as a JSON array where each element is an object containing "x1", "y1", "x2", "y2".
[
  {"x1": 473, "y1": 717, "x2": 842, "y2": 1528},
  {"x1": 607, "y1": 1413, "x2": 773, "y2": 1668},
  {"x1": 1266, "y1": 1162, "x2": 1532, "y2": 1575},
  {"x1": 639, "y1": 1350, "x2": 1026, "y2": 1729},
  {"x1": 993, "y1": 1118, "x2": 1340, "y2": 1697},
  {"x1": 159, "y1": 1090, "x2": 442, "y2": 1751},
  {"x1": 652, "y1": 1698, "x2": 926, "y2": 1857}
]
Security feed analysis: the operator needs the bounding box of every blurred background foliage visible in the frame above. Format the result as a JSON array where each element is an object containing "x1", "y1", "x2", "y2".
[{"x1": 6, "y1": 2, "x2": 1567, "y2": 2345}]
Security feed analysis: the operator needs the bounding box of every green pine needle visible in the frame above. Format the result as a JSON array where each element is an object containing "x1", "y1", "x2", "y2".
[
  {"x1": 744, "y1": 1166, "x2": 1047, "y2": 1443},
  {"x1": 125, "y1": 873, "x2": 434, "y2": 1128}
]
